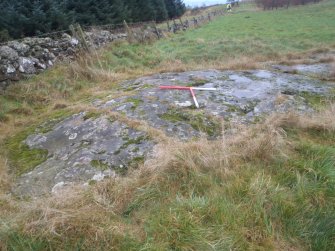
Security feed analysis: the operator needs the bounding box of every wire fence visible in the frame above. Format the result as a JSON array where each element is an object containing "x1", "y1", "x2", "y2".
[{"x1": 0, "y1": 8, "x2": 225, "y2": 46}]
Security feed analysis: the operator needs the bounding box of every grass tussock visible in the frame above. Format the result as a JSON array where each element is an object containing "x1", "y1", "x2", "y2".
[
  {"x1": 68, "y1": 53, "x2": 125, "y2": 84},
  {"x1": 282, "y1": 104, "x2": 335, "y2": 132},
  {"x1": 329, "y1": 62, "x2": 335, "y2": 80},
  {"x1": 0, "y1": 156, "x2": 11, "y2": 192},
  {"x1": 1, "y1": 105, "x2": 334, "y2": 250}
]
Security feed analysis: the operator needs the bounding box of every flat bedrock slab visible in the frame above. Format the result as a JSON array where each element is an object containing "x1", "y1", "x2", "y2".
[
  {"x1": 13, "y1": 113, "x2": 154, "y2": 197},
  {"x1": 13, "y1": 64, "x2": 334, "y2": 197},
  {"x1": 102, "y1": 68, "x2": 333, "y2": 139}
]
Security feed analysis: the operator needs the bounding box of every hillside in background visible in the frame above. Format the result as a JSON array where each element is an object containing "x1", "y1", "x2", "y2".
[{"x1": 0, "y1": 0, "x2": 186, "y2": 41}]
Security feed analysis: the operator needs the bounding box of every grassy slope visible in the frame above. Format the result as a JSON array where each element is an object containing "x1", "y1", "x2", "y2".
[
  {"x1": 1, "y1": 0, "x2": 335, "y2": 122},
  {"x1": 1, "y1": 1, "x2": 335, "y2": 250},
  {"x1": 101, "y1": 0, "x2": 335, "y2": 72}
]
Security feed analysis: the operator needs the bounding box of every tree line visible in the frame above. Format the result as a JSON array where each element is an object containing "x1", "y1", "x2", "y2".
[
  {"x1": 0, "y1": 0, "x2": 186, "y2": 41},
  {"x1": 255, "y1": 0, "x2": 322, "y2": 10}
]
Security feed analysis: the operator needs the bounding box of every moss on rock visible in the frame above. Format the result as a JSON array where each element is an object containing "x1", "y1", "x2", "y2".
[{"x1": 5, "y1": 128, "x2": 48, "y2": 176}]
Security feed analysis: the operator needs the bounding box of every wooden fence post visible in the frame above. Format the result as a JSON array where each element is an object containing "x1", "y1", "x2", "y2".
[
  {"x1": 69, "y1": 24, "x2": 77, "y2": 39},
  {"x1": 167, "y1": 20, "x2": 170, "y2": 31},
  {"x1": 152, "y1": 21, "x2": 161, "y2": 39},
  {"x1": 173, "y1": 19, "x2": 178, "y2": 33},
  {"x1": 193, "y1": 17, "x2": 198, "y2": 28},
  {"x1": 124, "y1": 20, "x2": 135, "y2": 43},
  {"x1": 179, "y1": 18, "x2": 184, "y2": 26},
  {"x1": 70, "y1": 23, "x2": 90, "y2": 52}
]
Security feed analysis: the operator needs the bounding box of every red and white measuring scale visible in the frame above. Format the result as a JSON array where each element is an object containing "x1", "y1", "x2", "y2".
[{"x1": 159, "y1": 86, "x2": 216, "y2": 108}]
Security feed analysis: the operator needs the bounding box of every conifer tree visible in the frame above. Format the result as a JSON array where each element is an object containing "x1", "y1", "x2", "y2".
[{"x1": 0, "y1": 0, "x2": 186, "y2": 39}]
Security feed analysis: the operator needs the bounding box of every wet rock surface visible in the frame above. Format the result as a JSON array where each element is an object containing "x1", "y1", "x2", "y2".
[
  {"x1": 12, "y1": 62, "x2": 334, "y2": 197},
  {"x1": 103, "y1": 67, "x2": 333, "y2": 139},
  {"x1": 272, "y1": 63, "x2": 333, "y2": 79},
  {"x1": 14, "y1": 112, "x2": 153, "y2": 197}
]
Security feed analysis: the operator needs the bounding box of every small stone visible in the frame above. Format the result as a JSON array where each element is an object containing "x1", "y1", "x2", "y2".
[
  {"x1": 18, "y1": 57, "x2": 36, "y2": 74},
  {"x1": 0, "y1": 46, "x2": 19, "y2": 61},
  {"x1": 105, "y1": 100, "x2": 116, "y2": 106},
  {"x1": 62, "y1": 33, "x2": 72, "y2": 39},
  {"x1": 51, "y1": 182, "x2": 65, "y2": 194},
  {"x1": 92, "y1": 172, "x2": 104, "y2": 182},
  {"x1": 69, "y1": 133, "x2": 78, "y2": 140},
  {"x1": 7, "y1": 41, "x2": 30, "y2": 56},
  {"x1": 6, "y1": 65, "x2": 16, "y2": 74},
  {"x1": 37, "y1": 62, "x2": 47, "y2": 69},
  {"x1": 70, "y1": 38, "x2": 79, "y2": 46},
  {"x1": 175, "y1": 100, "x2": 193, "y2": 107}
]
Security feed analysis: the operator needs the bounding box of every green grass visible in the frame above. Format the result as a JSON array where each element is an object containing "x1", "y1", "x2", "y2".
[
  {"x1": 1, "y1": 2, "x2": 335, "y2": 250},
  {"x1": 1, "y1": 233, "x2": 51, "y2": 251},
  {"x1": 160, "y1": 108, "x2": 222, "y2": 137},
  {"x1": 4, "y1": 127, "x2": 48, "y2": 176},
  {"x1": 116, "y1": 127, "x2": 335, "y2": 250},
  {"x1": 3, "y1": 109, "x2": 72, "y2": 175},
  {"x1": 90, "y1": 160, "x2": 110, "y2": 171},
  {"x1": 83, "y1": 111, "x2": 101, "y2": 121},
  {"x1": 126, "y1": 97, "x2": 143, "y2": 110},
  {"x1": 300, "y1": 90, "x2": 335, "y2": 110},
  {"x1": 1, "y1": 1, "x2": 335, "y2": 124},
  {"x1": 100, "y1": 0, "x2": 335, "y2": 72}
]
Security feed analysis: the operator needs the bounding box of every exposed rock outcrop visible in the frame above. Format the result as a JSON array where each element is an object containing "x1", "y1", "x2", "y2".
[{"x1": 12, "y1": 63, "x2": 335, "y2": 197}]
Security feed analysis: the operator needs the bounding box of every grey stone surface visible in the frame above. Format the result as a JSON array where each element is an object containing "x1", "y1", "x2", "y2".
[
  {"x1": 102, "y1": 68, "x2": 333, "y2": 139},
  {"x1": 12, "y1": 63, "x2": 335, "y2": 197},
  {"x1": 18, "y1": 57, "x2": 36, "y2": 74},
  {"x1": 0, "y1": 27, "x2": 161, "y2": 87},
  {"x1": 0, "y1": 13, "x2": 216, "y2": 88},
  {"x1": 272, "y1": 63, "x2": 334, "y2": 79},
  {"x1": 8, "y1": 41, "x2": 30, "y2": 56},
  {"x1": 13, "y1": 112, "x2": 154, "y2": 197},
  {"x1": 0, "y1": 46, "x2": 19, "y2": 61}
]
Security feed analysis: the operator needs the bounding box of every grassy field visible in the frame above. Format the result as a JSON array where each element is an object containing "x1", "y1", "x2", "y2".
[
  {"x1": 1, "y1": 0, "x2": 335, "y2": 120},
  {"x1": 1, "y1": 1, "x2": 335, "y2": 250}
]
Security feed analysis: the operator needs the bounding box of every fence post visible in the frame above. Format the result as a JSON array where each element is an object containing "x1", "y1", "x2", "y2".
[
  {"x1": 179, "y1": 18, "x2": 184, "y2": 26},
  {"x1": 167, "y1": 20, "x2": 170, "y2": 32},
  {"x1": 124, "y1": 20, "x2": 135, "y2": 43},
  {"x1": 69, "y1": 24, "x2": 77, "y2": 39},
  {"x1": 173, "y1": 19, "x2": 178, "y2": 33},
  {"x1": 193, "y1": 17, "x2": 198, "y2": 28},
  {"x1": 72, "y1": 23, "x2": 90, "y2": 52},
  {"x1": 185, "y1": 19, "x2": 189, "y2": 29},
  {"x1": 152, "y1": 21, "x2": 161, "y2": 39}
]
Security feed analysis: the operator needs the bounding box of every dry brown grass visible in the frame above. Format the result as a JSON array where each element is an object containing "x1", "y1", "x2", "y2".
[
  {"x1": 155, "y1": 55, "x2": 264, "y2": 74},
  {"x1": 8, "y1": 106, "x2": 33, "y2": 116},
  {"x1": 275, "y1": 93, "x2": 289, "y2": 105},
  {"x1": 0, "y1": 155, "x2": 11, "y2": 192},
  {"x1": 277, "y1": 48, "x2": 335, "y2": 66},
  {"x1": 9, "y1": 186, "x2": 140, "y2": 248},
  {"x1": 69, "y1": 56, "x2": 124, "y2": 83},
  {"x1": 329, "y1": 62, "x2": 335, "y2": 80},
  {"x1": 0, "y1": 103, "x2": 334, "y2": 249},
  {"x1": 4, "y1": 120, "x2": 276, "y2": 229},
  {"x1": 281, "y1": 103, "x2": 335, "y2": 132},
  {"x1": 54, "y1": 114, "x2": 286, "y2": 231},
  {"x1": 65, "y1": 104, "x2": 335, "y2": 212}
]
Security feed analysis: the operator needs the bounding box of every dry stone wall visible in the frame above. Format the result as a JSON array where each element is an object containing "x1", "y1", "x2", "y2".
[
  {"x1": 0, "y1": 31, "x2": 127, "y2": 89},
  {"x1": 0, "y1": 10, "x2": 224, "y2": 89}
]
